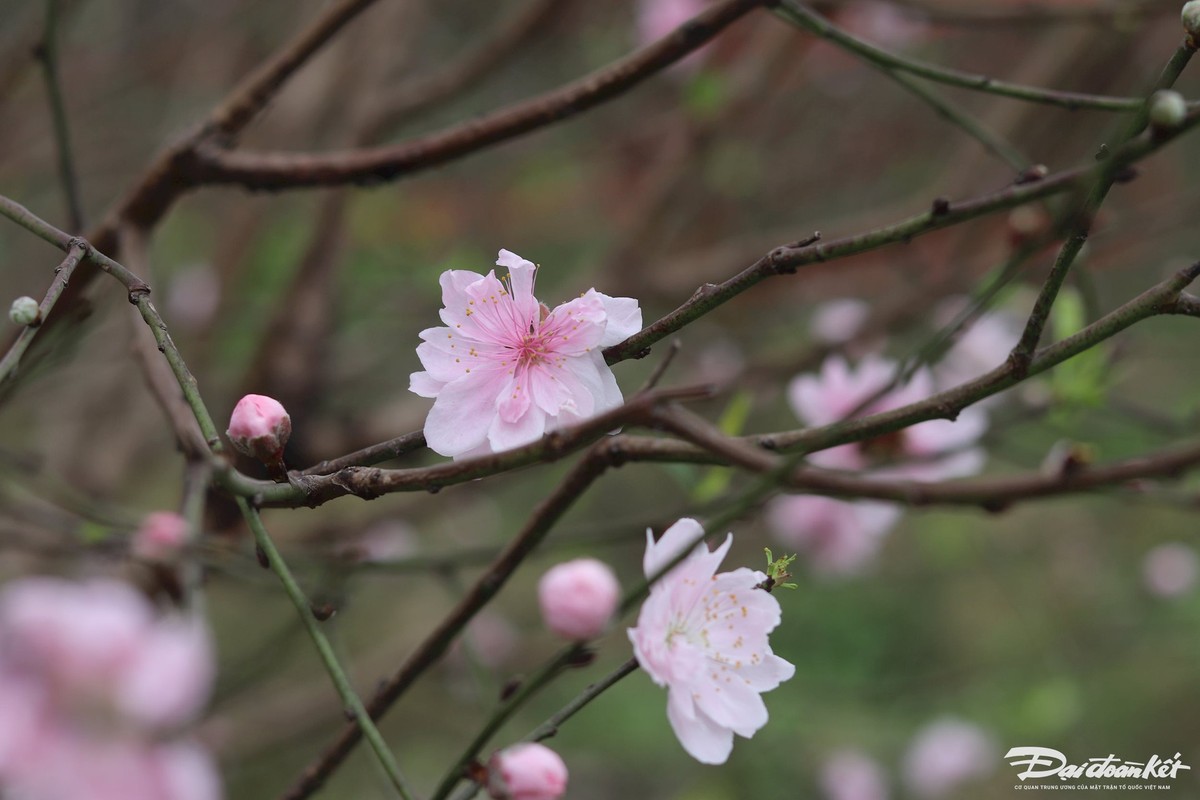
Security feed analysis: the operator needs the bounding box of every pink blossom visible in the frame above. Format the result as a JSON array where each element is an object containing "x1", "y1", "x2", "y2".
[
  {"x1": 0, "y1": 578, "x2": 220, "y2": 800},
  {"x1": 902, "y1": 718, "x2": 996, "y2": 799},
  {"x1": 226, "y1": 393, "x2": 291, "y2": 465},
  {"x1": 133, "y1": 511, "x2": 190, "y2": 562},
  {"x1": 810, "y1": 298, "x2": 870, "y2": 345},
  {"x1": 820, "y1": 749, "x2": 890, "y2": 800},
  {"x1": 538, "y1": 558, "x2": 620, "y2": 640},
  {"x1": 765, "y1": 495, "x2": 900, "y2": 577},
  {"x1": 836, "y1": 2, "x2": 929, "y2": 50},
  {"x1": 486, "y1": 742, "x2": 568, "y2": 800},
  {"x1": 636, "y1": 0, "x2": 706, "y2": 47},
  {"x1": 628, "y1": 518, "x2": 794, "y2": 764},
  {"x1": 932, "y1": 298, "x2": 1024, "y2": 396},
  {"x1": 1142, "y1": 543, "x2": 1198, "y2": 598},
  {"x1": 410, "y1": 250, "x2": 641, "y2": 458},
  {"x1": 789, "y1": 355, "x2": 988, "y2": 481}
]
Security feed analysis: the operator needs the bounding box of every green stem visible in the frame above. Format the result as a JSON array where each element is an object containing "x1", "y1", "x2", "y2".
[
  {"x1": 1011, "y1": 40, "x2": 1196, "y2": 367},
  {"x1": 774, "y1": 1, "x2": 1153, "y2": 112},
  {"x1": 237, "y1": 500, "x2": 415, "y2": 800},
  {"x1": 36, "y1": 0, "x2": 84, "y2": 232}
]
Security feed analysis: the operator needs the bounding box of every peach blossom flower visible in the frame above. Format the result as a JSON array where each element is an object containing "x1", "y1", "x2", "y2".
[
  {"x1": 410, "y1": 250, "x2": 640, "y2": 458},
  {"x1": 820, "y1": 749, "x2": 890, "y2": 800},
  {"x1": 1142, "y1": 543, "x2": 1198, "y2": 598},
  {"x1": 226, "y1": 394, "x2": 291, "y2": 466},
  {"x1": 628, "y1": 518, "x2": 794, "y2": 764},
  {"x1": 789, "y1": 355, "x2": 988, "y2": 481},
  {"x1": 902, "y1": 718, "x2": 996, "y2": 799}
]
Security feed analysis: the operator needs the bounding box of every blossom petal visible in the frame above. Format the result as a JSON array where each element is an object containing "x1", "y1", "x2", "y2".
[
  {"x1": 437, "y1": 269, "x2": 486, "y2": 329},
  {"x1": 424, "y1": 368, "x2": 508, "y2": 457},
  {"x1": 409, "y1": 371, "x2": 445, "y2": 398},
  {"x1": 487, "y1": 400, "x2": 546, "y2": 452},
  {"x1": 591, "y1": 290, "x2": 643, "y2": 347},
  {"x1": 667, "y1": 696, "x2": 734, "y2": 765},
  {"x1": 496, "y1": 249, "x2": 539, "y2": 331},
  {"x1": 540, "y1": 294, "x2": 607, "y2": 355}
]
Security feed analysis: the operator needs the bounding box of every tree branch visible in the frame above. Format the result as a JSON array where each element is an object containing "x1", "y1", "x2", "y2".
[{"x1": 187, "y1": 0, "x2": 767, "y2": 190}]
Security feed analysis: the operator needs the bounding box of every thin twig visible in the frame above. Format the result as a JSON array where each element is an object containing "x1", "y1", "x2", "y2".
[
  {"x1": 188, "y1": 0, "x2": 767, "y2": 189},
  {"x1": 774, "y1": 1, "x2": 1159, "y2": 112},
  {"x1": 0, "y1": 240, "x2": 86, "y2": 385},
  {"x1": 34, "y1": 0, "x2": 84, "y2": 231},
  {"x1": 238, "y1": 500, "x2": 415, "y2": 800}
]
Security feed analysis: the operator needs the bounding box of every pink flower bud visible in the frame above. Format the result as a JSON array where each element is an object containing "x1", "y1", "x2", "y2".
[
  {"x1": 537, "y1": 558, "x2": 619, "y2": 640},
  {"x1": 486, "y1": 743, "x2": 568, "y2": 800},
  {"x1": 132, "y1": 512, "x2": 190, "y2": 562},
  {"x1": 226, "y1": 394, "x2": 291, "y2": 465}
]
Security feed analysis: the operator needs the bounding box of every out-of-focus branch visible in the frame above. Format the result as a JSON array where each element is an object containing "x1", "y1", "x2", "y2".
[
  {"x1": 34, "y1": 0, "x2": 83, "y2": 232},
  {"x1": 774, "y1": 1, "x2": 1160, "y2": 111},
  {"x1": 357, "y1": 0, "x2": 564, "y2": 142},
  {"x1": 187, "y1": 0, "x2": 768, "y2": 190}
]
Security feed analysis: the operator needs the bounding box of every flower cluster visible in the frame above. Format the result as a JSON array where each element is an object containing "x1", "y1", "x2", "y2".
[
  {"x1": 0, "y1": 577, "x2": 220, "y2": 800},
  {"x1": 410, "y1": 250, "x2": 641, "y2": 458}
]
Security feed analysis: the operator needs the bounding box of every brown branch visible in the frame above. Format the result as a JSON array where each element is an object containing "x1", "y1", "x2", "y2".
[
  {"x1": 187, "y1": 0, "x2": 766, "y2": 189},
  {"x1": 279, "y1": 443, "x2": 618, "y2": 800},
  {"x1": 356, "y1": 0, "x2": 564, "y2": 143}
]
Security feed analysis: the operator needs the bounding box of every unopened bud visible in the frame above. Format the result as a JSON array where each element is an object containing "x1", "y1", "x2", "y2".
[
  {"x1": 8, "y1": 296, "x2": 39, "y2": 326},
  {"x1": 1183, "y1": 1, "x2": 1200, "y2": 40},
  {"x1": 537, "y1": 558, "x2": 619, "y2": 641},
  {"x1": 486, "y1": 743, "x2": 568, "y2": 800},
  {"x1": 1149, "y1": 90, "x2": 1187, "y2": 131},
  {"x1": 226, "y1": 394, "x2": 291, "y2": 466},
  {"x1": 132, "y1": 511, "x2": 189, "y2": 561}
]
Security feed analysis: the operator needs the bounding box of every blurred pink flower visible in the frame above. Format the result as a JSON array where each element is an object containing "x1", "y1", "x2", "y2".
[
  {"x1": 165, "y1": 263, "x2": 221, "y2": 333},
  {"x1": 337, "y1": 520, "x2": 419, "y2": 564},
  {"x1": 0, "y1": 578, "x2": 220, "y2": 800},
  {"x1": 226, "y1": 394, "x2": 291, "y2": 466},
  {"x1": 820, "y1": 749, "x2": 890, "y2": 800},
  {"x1": 410, "y1": 250, "x2": 641, "y2": 458},
  {"x1": 933, "y1": 298, "x2": 1024, "y2": 395},
  {"x1": 902, "y1": 718, "x2": 996, "y2": 799},
  {"x1": 486, "y1": 742, "x2": 568, "y2": 800},
  {"x1": 465, "y1": 611, "x2": 519, "y2": 670},
  {"x1": 810, "y1": 298, "x2": 870, "y2": 345},
  {"x1": 132, "y1": 511, "x2": 190, "y2": 562},
  {"x1": 836, "y1": 2, "x2": 929, "y2": 50},
  {"x1": 636, "y1": 0, "x2": 706, "y2": 46},
  {"x1": 537, "y1": 558, "x2": 620, "y2": 640},
  {"x1": 766, "y1": 495, "x2": 900, "y2": 577},
  {"x1": 628, "y1": 518, "x2": 794, "y2": 764},
  {"x1": 789, "y1": 355, "x2": 988, "y2": 481},
  {"x1": 1142, "y1": 543, "x2": 1199, "y2": 598}
]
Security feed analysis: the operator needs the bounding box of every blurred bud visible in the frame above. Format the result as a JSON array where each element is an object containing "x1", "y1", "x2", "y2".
[
  {"x1": 1039, "y1": 440, "x2": 1094, "y2": 479},
  {"x1": 820, "y1": 749, "x2": 890, "y2": 800},
  {"x1": 1183, "y1": 1, "x2": 1200, "y2": 39},
  {"x1": 1149, "y1": 90, "x2": 1187, "y2": 131},
  {"x1": 903, "y1": 718, "x2": 996, "y2": 799},
  {"x1": 9, "y1": 296, "x2": 39, "y2": 326},
  {"x1": 132, "y1": 511, "x2": 190, "y2": 562},
  {"x1": 226, "y1": 394, "x2": 291, "y2": 466},
  {"x1": 1006, "y1": 206, "x2": 1050, "y2": 249},
  {"x1": 486, "y1": 743, "x2": 568, "y2": 800},
  {"x1": 537, "y1": 558, "x2": 619, "y2": 640},
  {"x1": 810, "y1": 298, "x2": 870, "y2": 344},
  {"x1": 1142, "y1": 543, "x2": 1198, "y2": 598}
]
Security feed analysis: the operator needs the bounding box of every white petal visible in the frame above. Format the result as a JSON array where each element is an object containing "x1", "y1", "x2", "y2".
[
  {"x1": 487, "y1": 402, "x2": 546, "y2": 452},
  {"x1": 424, "y1": 368, "x2": 507, "y2": 457},
  {"x1": 667, "y1": 696, "x2": 734, "y2": 764},
  {"x1": 592, "y1": 291, "x2": 643, "y2": 347}
]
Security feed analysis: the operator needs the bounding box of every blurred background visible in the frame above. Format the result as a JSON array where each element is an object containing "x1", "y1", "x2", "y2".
[{"x1": 1, "y1": 0, "x2": 1200, "y2": 797}]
